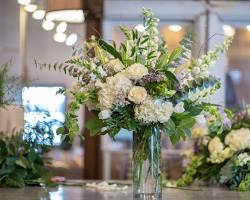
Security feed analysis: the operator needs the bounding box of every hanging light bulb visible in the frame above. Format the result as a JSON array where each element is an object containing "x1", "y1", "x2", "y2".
[
  {"x1": 42, "y1": 20, "x2": 55, "y2": 31},
  {"x1": 246, "y1": 25, "x2": 250, "y2": 32},
  {"x1": 56, "y1": 22, "x2": 67, "y2": 33},
  {"x1": 53, "y1": 32, "x2": 67, "y2": 43},
  {"x1": 168, "y1": 25, "x2": 182, "y2": 32},
  {"x1": 223, "y1": 25, "x2": 235, "y2": 36},
  {"x1": 18, "y1": 0, "x2": 31, "y2": 6},
  {"x1": 32, "y1": 10, "x2": 46, "y2": 20},
  {"x1": 66, "y1": 34, "x2": 78, "y2": 46},
  {"x1": 24, "y1": 4, "x2": 38, "y2": 13}
]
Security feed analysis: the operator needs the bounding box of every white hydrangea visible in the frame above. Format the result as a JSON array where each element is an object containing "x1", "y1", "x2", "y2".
[
  {"x1": 224, "y1": 128, "x2": 250, "y2": 151},
  {"x1": 209, "y1": 147, "x2": 233, "y2": 164},
  {"x1": 208, "y1": 137, "x2": 224, "y2": 155},
  {"x1": 134, "y1": 24, "x2": 146, "y2": 32},
  {"x1": 134, "y1": 97, "x2": 174, "y2": 123},
  {"x1": 236, "y1": 153, "x2": 250, "y2": 166},
  {"x1": 98, "y1": 73, "x2": 132, "y2": 109}
]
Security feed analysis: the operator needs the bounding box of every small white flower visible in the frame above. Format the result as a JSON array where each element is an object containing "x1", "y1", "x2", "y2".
[
  {"x1": 101, "y1": 127, "x2": 108, "y2": 132},
  {"x1": 98, "y1": 110, "x2": 112, "y2": 120},
  {"x1": 174, "y1": 102, "x2": 185, "y2": 113},
  {"x1": 192, "y1": 67, "x2": 200, "y2": 76},
  {"x1": 134, "y1": 24, "x2": 146, "y2": 32},
  {"x1": 196, "y1": 114, "x2": 207, "y2": 127}
]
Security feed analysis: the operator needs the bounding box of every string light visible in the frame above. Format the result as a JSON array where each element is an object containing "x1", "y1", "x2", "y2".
[
  {"x1": 169, "y1": 25, "x2": 182, "y2": 32},
  {"x1": 18, "y1": 0, "x2": 31, "y2": 6},
  {"x1": 223, "y1": 25, "x2": 235, "y2": 36},
  {"x1": 42, "y1": 20, "x2": 55, "y2": 31},
  {"x1": 66, "y1": 34, "x2": 78, "y2": 46},
  {"x1": 53, "y1": 32, "x2": 67, "y2": 43},
  {"x1": 56, "y1": 22, "x2": 67, "y2": 33},
  {"x1": 32, "y1": 10, "x2": 46, "y2": 20},
  {"x1": 24, "y1": 4, "x2": 38, "y2": 13}
]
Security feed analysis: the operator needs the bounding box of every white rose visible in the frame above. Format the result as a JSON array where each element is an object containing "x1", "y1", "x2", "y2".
[
  {"x1": 125, "y1": 63, "x2": 148, "y2": 80},
  {"x1": 208, "y1": 137, "x2": 224, "y2": 154},
  {"x1": 134, "y1": 24, "x2": 146, "y2": 32},
  {"x1": 106, "y1": 59, "x2": 125, "y2": 72},
  {"x1": 98, "y1": 110, "x2": 112, "y2": 120},
  {"x1": 128, "y1": 86, "x2": 147, "y2": 104},
  {"x1": 174, "y1": 102, "x2": 185, "y2": 113}
]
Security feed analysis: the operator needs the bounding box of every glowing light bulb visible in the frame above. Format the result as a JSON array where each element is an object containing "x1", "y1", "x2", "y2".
[
  {"x1": 66, "y1": 34, "x2": 78, "y2": 46},
  {"x1": 53, "y1": 32, "x2": 67, "y2": 43},
  {"x1": 246, "y1": 25, "x2": 250, "y2": 32},
  {"x1": 24, "y1": 4, "x2": 37, "y2": 13},
  {"x1": 18, "y1": 0, "x2": 31, "y2": 6},
  {"x1": 223, "y1": 25, "x2": 235, "y2": 36},
  {"x1": 169, "y1": 25, "x2": 182, "y2": 32},
  {"x1": 56, "y1": 22, "x2": 67, "y2": 33},
  {"x1": 42, "y1": 20, "x2": 55, "y2": 31},
  {"x1": 32, "y1": 10, "x2": 46, "y2": 20}
]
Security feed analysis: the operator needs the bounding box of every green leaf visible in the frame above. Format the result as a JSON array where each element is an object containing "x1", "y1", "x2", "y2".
[
  {"x1": 168, "y1": 47, "x2": 183, "y2": 63},
  {"x1": 98, "y1": 39, "x2": 122, "y2": 61},
  {"x1": 0, "y1": 168, "x2": 13, "y2": 176},
  {"x1": 15, "y1": 156, "x2": 28, "y2": 169},
  {"x1": 85, "y1": 114, "x2": 104, "y2": 136},
  {"x1": 178, "y1": 118, "x2": 196, "y2": 129},
  {"x1": 157, "y1": 52, "x2": 169, "y2": 69},
  {"x1": 170, "y1": 132, "x2": 180, "y2": 144}
]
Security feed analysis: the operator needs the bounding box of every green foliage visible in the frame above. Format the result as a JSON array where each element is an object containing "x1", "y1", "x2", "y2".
[
  {"x1": 176, "y1": 155, "x2": 205, "y2": 186},
  {"x1": 0, "y1": 133, "x2": 54, "y2": 187},
  {"x1": 85, "y1": 113, "x2": 104, "y2": 136},
  {"x1": 172, "y1": 32, "x2": 194, "y2": 67},
  {"x1": 0, "y1": 61, "x2": 23, "y2": 107},
  {"x1": 98, "y1": 39, "x2": 123, "y2": 61}
]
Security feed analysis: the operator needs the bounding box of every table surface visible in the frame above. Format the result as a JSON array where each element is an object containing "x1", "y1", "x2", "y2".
[{"x1": 0, "y1": 184, "x2": 250, "y2": 200}]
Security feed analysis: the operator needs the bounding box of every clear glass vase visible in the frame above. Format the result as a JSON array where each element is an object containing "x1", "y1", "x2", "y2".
[{"x1": 133, "y1": 127, "x2": 162, "y2": 200}]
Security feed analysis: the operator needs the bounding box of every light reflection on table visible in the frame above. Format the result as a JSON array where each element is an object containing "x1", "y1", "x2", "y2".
[{"x1": 0, "y1": 185, "x2": 250, "y2": 200}]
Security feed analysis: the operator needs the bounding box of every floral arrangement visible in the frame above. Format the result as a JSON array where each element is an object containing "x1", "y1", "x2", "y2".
[
  {"x1": 176, "y1": 106, "x2": 250, "y2": 191},
  {"x1": 37, "y1": 8, "x2": 232, "y2": 197},
  {"x1": 37, "y1": 9, "x2": 232, "y2": 144},
  {"x1": 0, "y1": 132, "x2": 54, "y2": 187}
]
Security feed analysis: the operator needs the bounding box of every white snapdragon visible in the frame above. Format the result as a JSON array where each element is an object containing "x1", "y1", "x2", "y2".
[
  {"x1": 174, "y1": 102, "x2": 185, "y2": 113},
  {"x1": 98, "y1": 110, "x2": 112, "y2": 120},
  {"x1": 134, "y1": 24, "x2": 146, "y2": 32}
]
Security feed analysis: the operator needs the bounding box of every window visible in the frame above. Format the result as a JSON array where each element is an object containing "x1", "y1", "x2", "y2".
[{"x1": 22, "y1": 87, "x2": 66, "y2": 146}]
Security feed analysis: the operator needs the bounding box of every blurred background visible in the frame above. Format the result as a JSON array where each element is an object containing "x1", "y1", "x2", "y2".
[{"x1": 1, "y1": 0, "x2": 250, "y2": 181}]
